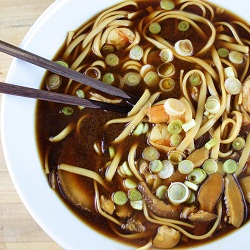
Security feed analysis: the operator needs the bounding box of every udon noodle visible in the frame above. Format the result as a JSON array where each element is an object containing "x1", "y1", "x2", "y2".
[{"x1": 37, "y1": 0, "x2": 250, "y2": 248}]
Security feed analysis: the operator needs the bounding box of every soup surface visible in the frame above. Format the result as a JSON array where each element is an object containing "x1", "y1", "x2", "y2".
[{"x1": 36, "y1": 0, "x2": 250, "y2": 248}]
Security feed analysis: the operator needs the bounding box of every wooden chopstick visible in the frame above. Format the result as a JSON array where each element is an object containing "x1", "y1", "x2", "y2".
[
  {"x1": 0, "y1": 40, "x2": 132, "y2": 100},
  {"x1": 0, "y1": 82, "x2": 131, "y2": 113}
]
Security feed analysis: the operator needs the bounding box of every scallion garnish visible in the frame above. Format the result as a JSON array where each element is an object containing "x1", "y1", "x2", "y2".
[
  {"x1": 156, "y1": 185, "x2": 168, "y2": 199},
  {"x1": 149, "y1": 160, "x2": 163, "y2": 173},
  {"x1": 113, "y1": 191, "x2": 128, "y2": 205},
  {"x1": 232, "y1": 137, "x2": 246, "y2": 151},
  {"x1": 142, "y1": 146, "x2": 160, "y2": 161},
  {"x1": 229, "y1": 51, "x2": 244, "y2": 64},
  {"x1": 178, "y1": 21, "x2": 190, "y2": 32},
  {"x1": 62, "y1": 107, "x2": 74, "y2": 116},
  {"x1": 178, "y1": 160, "x2": 194, "y2": 174},
  {"x1": 128, "y1": 189, "x2": 142, "y2": 201},
  {"x1": 144, "y1": 71, "x2": 160, "y2": 87},
  {"x1": 167, "y1": 182, "x2": 190, "y2": 205},
  {"x1": 167, "y1": 119, "x2": 183, "y2": 134},
  {"x1": 170, "y1": 134, "x2": 182, "y2": 147},
  {"x1": 124, "y1": 72, "x2": 141, "y2": 86},
  {"x1": 102, "y1": 72, "x2": 115, "y2": 85},
  {"x1": 105, "y1": 53, "x2": 119, "y2": 66},
  {"x1": 223, "y1": 159, "x2": 238, "y2": 174},
  {"x1": 189, "y1": 73, "x2": 201, "y2": 86},
  {"x1": 149, "y1": 22, "x2": 161, "y2": 34},
  {"x1": 129, "y1": 45, "x2": 144, "y2": 60},
  {"x1": 224, "y1": 77, "x2": 242, "y2": 95},
  {"x1": 46, "y1": 74, "x2": 62, "y2": 90},
  {"x1": 188, "y1": 168, "x2": 207, "y2": 184},
  {"x1": 202, "y1": 159, "x2": 218, "y2": 174},
  {"x1": 217, "y1": 48, "x2": 229, "y2": 58},
  {"x1": 158, "y1": 160, "x2": 174, "y2": 179},
  {"x1": 160, "y1": 0, "x2": 175, "y2": 10}
]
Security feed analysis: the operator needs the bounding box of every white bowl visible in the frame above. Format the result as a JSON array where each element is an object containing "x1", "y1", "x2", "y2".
[{"x1": 1, "y1": 0, "x2": 249, "y2": 249}]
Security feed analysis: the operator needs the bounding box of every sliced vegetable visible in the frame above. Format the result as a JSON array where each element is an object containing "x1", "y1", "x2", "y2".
[
  {"x1": 229, "y1": 51, "x2": 244, "y2": 64},
  {"x1": 224, "y1": 77, "x2": 242, "y2": 95},
  {"x1": 205, "y1": 137, "x2": 220, "y2": 150},
  {"x1": 189, "y1": 72, "x2": 201, "y2": 86},
  {"x1": 149, "y1": 22, "x2": 161, "y2": 34},
  {"x1": 101, "y1": 44, "x2": 115, "y2": 55},
  {"x1": 178, "y1": 160, "x2": 194, "y2": 174},
  {"x1": 128, "y1": 189, "x2": 142, "y2": 201},
  {"x1": 164, "y1": 98, "x2": 186, "y2": 116},
  {"x1": 124, "y1": 72, "x2": 141, "y2": 86},
  {"x1": 188, "y1": 168, "x2": 207, "y2": 184},
  {"x1": 224, "y1": 67, "x2": 235, "y2": 78},
  {"x1": 217, "y1": 48, "x2": 229, "y2": 58},
  {"x1": 156, "y1": 185, "x2": 168, "y2": 199},
  {"x1": 160, "y1": 0, "x2": 175, "y2": 10},
  {"x1": 130, "y1": 200, "x2": 143, "y2": 210},
  {"x1": 75, "y1": 89, "x2": 85, "y2": 98},
  {"x1": 160, "y1": 48, "x2": 174, "y2": 62},
  {"x1": 102, "y1": 72, "x2": 115, "y2": 85},
  {"x1": 170, "y1": 134, "x2": 182, "y2": 147},
  {"x1": 167, "y1": 182, "x2": 190, "y2": 205},
  {"x1": 174, "y1": 39, "x2": 193, "y2": 56},
  {"x1": 157, "y1": 63, "x2": 175, "y2": 77},
  {"x1": 202, "y1": 159, "x2": 218, "y2": 174},
  {"x1": 232, "y1": 137, "x2": 246, "y2": 151},
  {"x1": 149, "y1": 160, "x2": 163, "y2": 173},
  {"x1": 144, "y1": 71, "x2": 160, "y2": 87},
  {"x1": 46, "y1": 74, "x2": 62, "y2": 90},
  {"x1": 168, "y1": 119, "x2": 183, "y2": 134},
  {"x1": 56, "y1": 60, "x2": 68, "y2": 67},
  {"x1": 124, "y1": 178, "x2": 137, "y2": 189},
  {"x1": 159, "y1": 77, "x2": 176, "y2": 92},
  {"x1": 182, "y1": 119, "x2": 196, "y2": 132},
  {"x1": 184, "y1": 181, "x2": 198, "y2": 191},
  {"x1": 223, "y1": 159, "x2": 238, "y2": 174},
  {"x1": 178, "y1": 21, "x2": 190, "y2": 32},
  {"x1": 113, "y1": 191, "x2": 128, "y2": 205},
  {"x1": 158, "y1": 160, "x2": 174, "y2": 179},
  {"x1": 129, "y1": 45, "x2": 144, "y2": 60},
  {"x1": 142, "y1": 146, "x2": 160, "y2": 161},
  {"x1": 105, "y1": 53, "x2": 119, "y2": 66},
  {"x1": 62, "y1": 107, "x2": 74, "y2": 116},
  {"x1": 205, "y1": 95, "x2": 220, "y2": 114}
]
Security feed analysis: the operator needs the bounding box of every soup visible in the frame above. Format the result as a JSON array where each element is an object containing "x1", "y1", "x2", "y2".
[{"x1": 36, "y1": 0, "x2": 250, "y2": 248}]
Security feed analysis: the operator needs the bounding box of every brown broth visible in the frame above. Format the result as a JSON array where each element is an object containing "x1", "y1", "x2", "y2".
[{"x1": 36, "y1": 0, "x2": 250, "y2": 248}]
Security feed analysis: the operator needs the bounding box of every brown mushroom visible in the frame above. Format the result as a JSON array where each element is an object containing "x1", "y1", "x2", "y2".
[
  {"x1": 188, "y1": 210, "x2": 217, "y2": 222},
  {"x1": 152, "y1": 225, "x2": 181, "y2": 249},
  {"x1": 186, "y1": 147, "x2": 209, "y2": 167},
  {"x1": 121, "y1": 217, "x2": 146, "y2": 233},
  {"x1": 239, "y1": 176, "x2": 250, "y2": 203},
  {"x1": 138, "y1": 182, "x2": 182, "y2": 219},
  {"x1": 100, "y1": 195, "x2": 115, "y2": 215},
  {"x1": 58, "y1": 169, "x2": 95, "y2": 212},
  {"x1": 224, "y1": 174, "x2": 248, "y2": 228},
  {"x1": 197, "y1": 172, "x2": 224, "y2": 213}
]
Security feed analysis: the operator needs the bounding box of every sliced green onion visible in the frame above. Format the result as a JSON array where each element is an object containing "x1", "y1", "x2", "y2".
[
  {"x1": 205, "y1": 95, "x2": 220, "y2": 114},
  {"x1": 202, "y1": 159, "x2": 218, "y2": 174},
  {"x1": 158, "y1": 160, "x2": 174, "y2": 179},
  {"x1": 164, "y1": 98, "x2": 186, "y2": 116},
  {"x1": 109, "y1": 146, "x2": 115, "y2": 159},
  {"x1": 61, "y1": 107, "x2": 74, "y2": 116},
  {"x1": 160, "y1": 48, "x2": 174, "y2": 62},
  {"x1": 189, "y1": 73, "x2": 201, "y2": 86},
  {"x1": 46, "y1": 74, "x2": 62, "y2": 90},
  {"x1": 224, "y1": 77, "x2": 242, "y2": 95},
  {"x1": 205, "y1": 137, "x2": 220, "y2": 150},
  {"x1": 149, "y1": 22, "x2": 161, "y2": 34},
  {"x1": 184, "y1": 181, "x2": 198, "y2": 191},
  {"x1": 113, "y1": 191, "x2": 128, "y2": 205},
  {"x1": 167, "y1": 182, "x2": 190, "y2": 205},
  {"x1": 129, "y1": 45, "x2": 144, "y2": 60},
  {"x1": 186, "y1": 191, "x2": 196, "y2": 203},
  {"x1": 168, "y1": 151, "x2": 183, "y2": 165},
  {"x1": 120, "y1": 161, "x2": 133, "y2": 177},
  {"x1": 130, "y1": 200, "x2": 143, "y2": 210},
  {"x1": 128, "y1": 189, "x2": 142, "y2": 201},
  {"x1": 218, "y1": 48, "x2": 229, "y2": 58},
  {"x1": 124, "y1": 178, "x2": 137, "y2": 189},
  {"x1": 178, "y1": 21, "x2": 190, "y2": 32},
  {"x1": 105, "y1": 53, "x2": 119, "y2": 66},
  {"x1": 160, "y1": 0, "x2": 175, "y2": 10},
  {"x1": 188, "y1": 168, "x2": 207, "y2": 184},
  {"x1": 159, "y1": 78, "x2": 176, "y2": 92},
  {"x1": 182, "y1": 119, "x2": 196, "y2": 132},
  {"x1": 149, "y1": 160, "x2": 163, "y2": 173},
  {"x1": 170, "y1": 134, "x2": 182, "y2": 147},
  {"x1": 223, "y1": 159, "x2": 238, "y2": 174},
  {"x1": 167, "y1": 119, "x2": 183, "y2": 134},
  {"x1": 156, "y1": 185, "x2": 168, "y2": 199},
  {"x1": 175, "y1": 39, "x2": 193, "y2": 56},
  {"x1": 144, "y1": 71, "x2": 160, "y2": 87},
  {"x1": 142, "y1": 123, "x2": 149, "y2": 134},
  {"x1": 133, "y1": 122, "x2": 144, "y2": 136},
  {"x1": 124, "y1": 72, "x2": 141, "y2": 86},
  {"x1": 142, "y1": 146, "x2": 160, "y2": 161},
  {"x1": 178, "y1": 160, "x2": 194, "y2": 174},
  {"x1": 229, "y1": 51, "x2": 244, "y2": 64},
  {"x1": 102, "y1": 72, "x2": 115, "y2": 85},
  {"x1": 75, "y1": 89, "x2": 85, "y2": 98},
  {"x1": 55, "y1": 60, "x2": 68, "y2": 67},
  {"x1": 102, "y1": 44, "x2": 115, "y2": 55},
  {"x1": 232, "y1": 137, "x2": 246, "y2": 151},
  {"x1": 224, "y1": 67, "x2": 235, "y2": 78}
]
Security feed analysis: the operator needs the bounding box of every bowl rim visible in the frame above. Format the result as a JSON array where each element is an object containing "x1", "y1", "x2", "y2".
[{"x1": 1, "y1": 0, "x2": 250, "y2": 249}]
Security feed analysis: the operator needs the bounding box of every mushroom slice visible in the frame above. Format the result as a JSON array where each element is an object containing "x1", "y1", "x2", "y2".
[
  {"x1": 189, "y1": 210, "x2": 217, "y2": 222},
  {"x1": 239, "y1": 176, "x2": 250, "y2": 203},
  {"x1": 224, "y1": 174, "x2": 248, "y2": 228},
  {"x1": 121, "y1": 217, "x2": 146, "y2": 233},
  {"x1": 152, "y1": 225, "x2": 181, "y2": 249},
  {"x1": 197, "y1": 172, "x2": 224, "y2": 213},
  {"x1": 138, "y1": 182, "x2": 182, "y2": 219},
  {"x1": 186, "y1": 147, "x2": 209, "y2": 167},
  {"x1": 58, "y1": 169, "x2": 95, "y2": 212}
]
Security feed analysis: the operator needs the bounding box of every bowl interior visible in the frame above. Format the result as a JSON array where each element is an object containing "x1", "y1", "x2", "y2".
[{"x1": 1, "y1": 0, "x2": 250, "y2": 249}]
